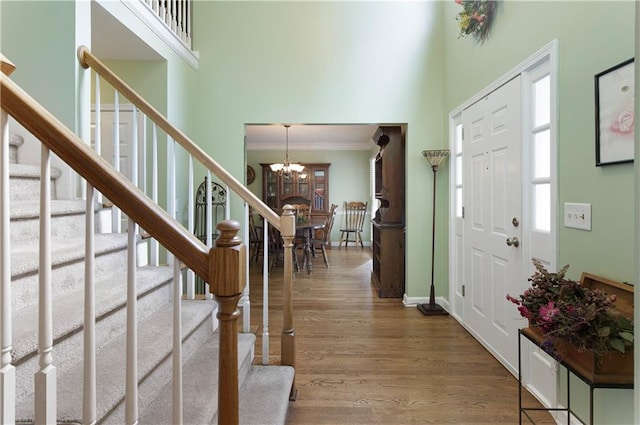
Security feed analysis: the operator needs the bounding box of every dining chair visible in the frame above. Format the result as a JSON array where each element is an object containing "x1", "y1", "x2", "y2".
[
  {"x1": 338, "y1": 201, "x2": 368, "y2": 249},
  {"x1": 264, "y1": 219, "x2": 304, "y2": 273},
  {"x1": 289, "y1": 204, "x2": 311, "y2": 272},
  {"x1": 281, "y1": 195, "x2": 311, "y2": 207},
  {"x1": 248, "y1": 212, "x2": 263, "y2": 264},
  {"x1": 310, "y1": 203, "x2": 338, "y2": 267},
  {"x1": 280, "y1": 194, "x2": 312, "y2": 226}
]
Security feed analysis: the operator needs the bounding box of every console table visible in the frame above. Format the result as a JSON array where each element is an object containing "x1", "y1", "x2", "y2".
[{"x1": 518, "y1": 327, "x2": 633, "y2": 424}]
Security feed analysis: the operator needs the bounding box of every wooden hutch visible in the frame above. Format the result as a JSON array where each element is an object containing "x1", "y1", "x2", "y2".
[
  {"x1": 371, "y1": 126, "x2": 405, "y2": 298},
  {"x1": 260, "y1": 163, "x2": 331, "y2": 216}
]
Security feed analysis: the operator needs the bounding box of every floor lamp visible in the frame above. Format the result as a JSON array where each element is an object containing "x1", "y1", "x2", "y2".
[{"x1": 417, "y1": 149, "x2": 450, "y2": 316}]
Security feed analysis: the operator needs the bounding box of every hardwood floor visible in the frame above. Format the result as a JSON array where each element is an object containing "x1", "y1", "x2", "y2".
[{"x1": 246, "y1": 247, "x2": 554, "y2": 424}]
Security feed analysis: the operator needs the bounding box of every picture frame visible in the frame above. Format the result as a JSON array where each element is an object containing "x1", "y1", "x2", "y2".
[{"x1": 595, "y1": 58, "x2": 635, "y2": 166}]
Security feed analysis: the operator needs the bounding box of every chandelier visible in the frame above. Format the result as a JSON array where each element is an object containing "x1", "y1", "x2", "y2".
[{"x1": 270, "y1": 124, "x2": 305, "y2": 175}]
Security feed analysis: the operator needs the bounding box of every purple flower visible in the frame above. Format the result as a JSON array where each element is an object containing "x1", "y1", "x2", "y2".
[
  {"x1": 539, "y1": 301, "x2": 558, "y2": 323},
  {"x1": 506, "y1": 294, "x2": 520, "y2": 304},
  {"x1": 517, "y1": 305, "x2": 531, "y2": 319}
]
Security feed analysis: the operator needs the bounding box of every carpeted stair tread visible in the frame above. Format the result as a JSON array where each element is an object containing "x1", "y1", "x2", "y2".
[
  {"x1": 234, "y1": 365, "x2": 295, "y2": 425},
  {"x1": 10, "y1": 233, "x2": 130, "y2": 278},
  {"x1": 9, "y1": 199, "x2": 96, "y2": 219},
  {"x1": 11, "y1": 265, "x2": 174, "y2": 361},
  {"x1": 9, "y1": 163, "x2": 62, "y2": 179},
  {"x1": 15, "y1": 299, "x2": 217, "y2": 423},
  {"x1": 140, "y1": 332, "x2": 257, "y2": 425}
]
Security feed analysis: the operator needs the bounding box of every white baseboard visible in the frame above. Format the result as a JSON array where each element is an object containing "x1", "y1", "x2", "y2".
[
  {"x1": 403, "y1": 295, "x2": 450, "y2": 312},
  {"x1": 554, "y1": 406, "x2": 584, "y2": 425}
]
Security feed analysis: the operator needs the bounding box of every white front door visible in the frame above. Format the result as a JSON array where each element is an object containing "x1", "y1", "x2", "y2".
[{"x1": 462, "y1": 75, "x2": 524, "y2": 371}]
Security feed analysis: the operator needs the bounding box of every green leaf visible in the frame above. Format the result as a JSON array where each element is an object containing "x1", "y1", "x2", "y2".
[
  {"x1": 619, "y1": 331, "x2": 634, "y2": 343},
  {"x1": 597, "y1": 326, "x2": 611, "y2": 337},
  {"x1": 618, "y1": 316, "x2": 633, "y2": 329},
  {"x1": 609, "y1": 338, "x2": 626, "y2": 353}
]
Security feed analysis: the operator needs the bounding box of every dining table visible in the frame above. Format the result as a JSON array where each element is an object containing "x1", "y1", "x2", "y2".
[{"x1": 295, "y1": 218, "x2": 326, "y2": 274}]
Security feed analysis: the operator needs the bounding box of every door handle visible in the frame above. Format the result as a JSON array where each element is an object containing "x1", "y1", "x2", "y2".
[{"x1": 506, "y1": 237, "x2": 520, "y2": 248}]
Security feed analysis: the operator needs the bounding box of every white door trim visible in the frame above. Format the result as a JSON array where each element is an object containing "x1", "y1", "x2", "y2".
[
  {"x1": 449, "y1": 37, "x2": 559, "y2": 319},
  {"x1": 448, "y1": 38, "x2": 559, "y2": 406}
]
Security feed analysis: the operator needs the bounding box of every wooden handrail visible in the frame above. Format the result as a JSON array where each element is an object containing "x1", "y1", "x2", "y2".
[
  {"x1": 0, "y1": 54, "x2": 15, "y2": 76},
  {"x1": 76, "y1": 46, "x2": 280, "y2": 230},
  {"x1": 0, "y1": 73, "x2": 210, "y2": 281}
]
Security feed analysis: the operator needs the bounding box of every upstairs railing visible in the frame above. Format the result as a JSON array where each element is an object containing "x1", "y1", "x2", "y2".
[
  {"x1": 141, "y1": 0, "x2": 193, "y2": 48},
  {"x1": 0, "y1": 49, "x2": 296, "y2": 424}
]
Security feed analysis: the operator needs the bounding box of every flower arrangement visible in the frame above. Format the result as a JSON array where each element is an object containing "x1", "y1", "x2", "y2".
[
  {"x1": 455, "y1": 0, "x2": 497, "y2": 44},
  {"x1": 507, "y1": 259, "x2": 634, "y2": 360}
]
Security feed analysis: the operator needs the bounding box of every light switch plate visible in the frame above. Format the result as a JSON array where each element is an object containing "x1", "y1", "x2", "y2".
[{"x1": 564, "y1": 203, "x2": 591, "y2": 231}]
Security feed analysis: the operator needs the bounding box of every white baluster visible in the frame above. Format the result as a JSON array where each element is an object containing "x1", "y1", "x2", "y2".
[
  {"x1": 171, "y1": 0, "x2": 177, "y2": 31},
  {"x1": 172, "y1": 251, "x2": 183, "y2": 424},
  {"x1": 35, "y1": 145, "x2": 56, "y2": 424},
  {"x1": 131, "y1": 109, "x2": 139, "y2": 188},
  {"x1": 94, "y1": 75, "x2": 103, "y2": 206},
  {"x1": 83, "y1": 183, "x2": 97, "y2": 425},
  {"x1": 167, "y1": 136, "x2": 183, "y2": 423},
  {"x1": 181, "y1": 0, "x2": 186, "y2": 42},
  {"x1": 186, "y1": 155, "x2": 195, "y2": 299},
  {"x1": 176, "y1": 0, "x2": 182, "y2": 40},
  {"x1": 225, "y1": 185, "x2": 230, "y2": 221},
  {"x1": 262, "y1": 216, "x2": 269, "y2": 365},
  {"x1": 112, "y1": 92, "x2": 122, "y2": 233},
  {"x1": 140, "y1": 115, "x2": 147, "y2": 194},
  {"x1": 150, "y1": 124, "x2": 159, "y2": 266},
  {"x1": 205, "y1": 170, "x2": 212, "y2": 299},
  {"x1": 241, "y1": 203, "x2": 250, "y2": 333},
  {"x1": 185, "y1": 0, "x2": 192, "y2": 47},
  {"x1": 167, "y1": 138, "x2": 176, "y2": 267},
  {"x1": 125, "y1": 218, "x2": 138, "y2": 425},
  {"x1": 0, "y1": 108, "x2": 15, "y2": 425}
]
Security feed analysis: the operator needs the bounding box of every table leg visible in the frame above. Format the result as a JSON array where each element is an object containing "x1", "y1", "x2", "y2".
[
  {"x1": 518, "y1": 330, "x2": 522, "y2": 425},
  {"x1": 304, "y1": 233, "x2": 313, "y2": 274}
]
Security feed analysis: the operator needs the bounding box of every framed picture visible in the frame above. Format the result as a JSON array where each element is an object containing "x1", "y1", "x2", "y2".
[{"x1": 595, "y1": 58, "x2": 635, "y2": 166}]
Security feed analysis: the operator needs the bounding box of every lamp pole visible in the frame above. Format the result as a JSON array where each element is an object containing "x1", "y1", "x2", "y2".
[{"x1": 418, "y1": 149, "x2": 449, "y2": 316}]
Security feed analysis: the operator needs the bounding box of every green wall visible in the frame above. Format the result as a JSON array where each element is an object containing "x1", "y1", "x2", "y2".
[
  {"x1": 247, "y1": 149, "x2": 372, "y2": 243},
  {"x1": 442, "y1": 1, "x2": 635, "y2": 422},
  {"x1": 192, "y1": 1, "x2": 446, "y2": 299},
  {"x1": 1, "y1": 1, "x2": 79, "y2": 129}
]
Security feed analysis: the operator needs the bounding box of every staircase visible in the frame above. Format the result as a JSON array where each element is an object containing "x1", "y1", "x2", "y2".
[{"x1": 7, "y1": 134, "x2": 294, "y2": 424}]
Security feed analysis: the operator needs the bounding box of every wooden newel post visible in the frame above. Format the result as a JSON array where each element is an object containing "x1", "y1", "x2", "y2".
[
  {"x1": 280, "y1": 205, "x2": 297, "y2": 400},
  {"x1": 209, "y1": 220, "x2": 246, "y2": 425}
]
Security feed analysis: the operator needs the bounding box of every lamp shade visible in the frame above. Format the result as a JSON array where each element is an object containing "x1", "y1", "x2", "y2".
[{"x1": 421, "y1": 149, "x2": 450, "y2": 168}]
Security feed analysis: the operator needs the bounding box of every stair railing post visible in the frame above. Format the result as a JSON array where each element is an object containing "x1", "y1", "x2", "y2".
[
  {"x1": 1, "y1": 54, "x2": 16, "y2": 424},
  {"x1": 209, "y1": 220, "x2": 247, "y2": 425},
  {"x1": 280, "y1": 205, "x2": 297, "y2": 400}
]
